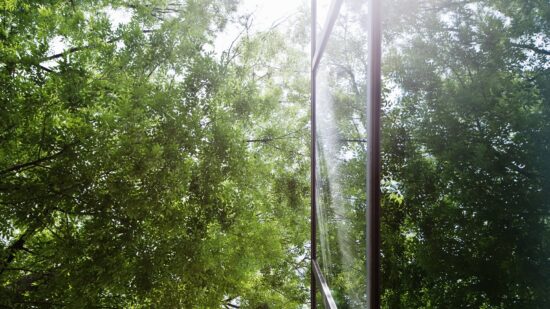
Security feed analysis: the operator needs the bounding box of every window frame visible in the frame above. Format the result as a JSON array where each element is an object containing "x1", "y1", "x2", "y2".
[{"x1": 310, "y1": 0, "x2": 381, "y2": 307}]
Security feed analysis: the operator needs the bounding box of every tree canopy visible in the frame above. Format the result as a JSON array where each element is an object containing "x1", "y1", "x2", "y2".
[
  {"x1": 311, "y1": 0, "x2": 549, "y2": 307},
  {"x1": 1, "y1": 0, "x2": 309, "y2": 307},
  {"x1": 1, "y1": 0, "x2": 549, "y2": 308}
]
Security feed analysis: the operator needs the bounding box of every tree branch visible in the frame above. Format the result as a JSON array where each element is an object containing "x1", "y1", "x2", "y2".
[
  {"x1": 0, "y1": 226, "x2": 39, "y2": 276},
  {"x1": 0, "y1": 150, "x2": 64, "y2": 176},
  {"x1": 0, "y1": 143, "x2": 76, "y2": 176},
  {"x1": 40, "y1": 30, "x2": 154, "y2": 62},
  {"x1": 511, "y1": 43, "x2": 550, "y2": 56}
]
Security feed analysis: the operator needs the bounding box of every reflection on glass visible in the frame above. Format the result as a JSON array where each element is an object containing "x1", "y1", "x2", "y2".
[
  {"x1": 314, "y1": 1, "x2": 369, "y2": 307},
  {"x1": 316, "y1": 0, "x2": 333, "y2": 33},
  {"x1": 379, "y1": 0, "x2": 550, "y2": 308}
]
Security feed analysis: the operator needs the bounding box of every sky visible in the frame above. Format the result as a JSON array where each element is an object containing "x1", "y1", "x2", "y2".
[
  {"x1": 214, "y1": 0, "x2": 307, "y2": 54},
  {"x1": 235, "y1": 0, "x2": 306, "y2": 31},
  {"x1": 46, "y1": 0, "x2": 310, "y2": 68}
]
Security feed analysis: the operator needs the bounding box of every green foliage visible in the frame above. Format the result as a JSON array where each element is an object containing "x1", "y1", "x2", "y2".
[
  {"x1": 307, "y1": 0, "x2": 549, "y2": 307},
  {"x1": 381, "y1": 0, "x2": 550, "y2": 307},
  {"x1": 0, "y1": 0, "x2": 308, "y2": 307},
  {"x1": 1, "y1": 0, "x2": 548, "y2": 307}
]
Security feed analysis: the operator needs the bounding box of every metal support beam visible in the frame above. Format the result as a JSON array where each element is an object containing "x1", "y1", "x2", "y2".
[
  {"x1": 366, "y1": 0, "x2": 382, "y2": 307},
  {"x1": 310, "y1": 0, "x2": 317, "y2": 308},
  {"x1": 312, "y1": 0, "x2": 382, "y2": 307}
]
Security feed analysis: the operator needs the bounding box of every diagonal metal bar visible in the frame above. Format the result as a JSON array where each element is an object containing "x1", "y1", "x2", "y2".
[
  {"x1": 312, "y1": 0, "x2": 344, "y2": 74},
  {"x1": 312, "y1": 259, "x2": 338, "y2": 309},
  {"x1": 366, "y1": 0, "x2": 382, "y2": 307}
]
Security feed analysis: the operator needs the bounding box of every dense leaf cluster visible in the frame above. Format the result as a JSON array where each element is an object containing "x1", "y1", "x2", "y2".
[
  {"x1": 314, "y1": 0, "x2": 549, "y2": 307},
  {"x1": 1, "y1": 0, "x2": 549, "y2": 308},
  {"x1": 1, "y1": 1, "x2": 309, "y2": 307}
]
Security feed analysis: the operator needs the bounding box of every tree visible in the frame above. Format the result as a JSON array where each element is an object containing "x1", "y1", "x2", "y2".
[
  {"x1": 0, "y1": 0, "x2": 309, "y2": 307},
  {"x1": 381, "y1": 0, "x2": 550, "y2": 307},
  {"x1": 306, "y1": 0, "x2": 549, "y2": 307}
]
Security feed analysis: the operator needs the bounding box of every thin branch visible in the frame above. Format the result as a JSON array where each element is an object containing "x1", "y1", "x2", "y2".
[
  {"x1": 36, "y1": 64, "x2": 55, "y2": 73},
  {"x1": 341, "y1": 138, "x2": 367, "y2": 143},
  {"x1": 0, "y1": 147, "x2": 68, "y2": 176},
  {"x1": 40, "y1": 30, "x2": 154, "y2": 62},
  {"x1": 0, "y1": 226, "x2": 39, "y2": 276},
  {"x1": 511, "y1": 43, "x2": 550, "y2": 56},
  {"x1": 246, "y1": 127, "x2": 306, "y2": 143},
  {"x1": 222, "y1": 27, "x2": 246, "y2": 68},
  {"x1": 246, "y1": 138, "x2": 272, "y2": 143}
]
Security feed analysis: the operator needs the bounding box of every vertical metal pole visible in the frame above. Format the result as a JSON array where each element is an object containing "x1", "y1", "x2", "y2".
[
  {"x1": 366, "y1": 0, "x2": 381, "y2": 307},
  {"x1": 310, "y1": 0, "x2": 317, "y2": 308}
]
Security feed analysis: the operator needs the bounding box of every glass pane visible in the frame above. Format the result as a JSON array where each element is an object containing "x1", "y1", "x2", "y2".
[
  {"x1": 315, "y1": 0, "x2": 369, "y2": 307},
  {"x1": 380, "y1": 0, "x2": 550, "y2": 307},
  {"x1": 316, "y1": 0, "x2": 333, "y2": 35}
]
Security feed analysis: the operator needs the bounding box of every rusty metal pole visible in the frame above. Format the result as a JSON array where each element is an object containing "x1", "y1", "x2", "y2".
[
  {"x1": 366, "y1": 0, "x2": 382, "y2": 307},
  {"x1": 310, "y1": 0, "x2": 317, "y2": 307}
]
